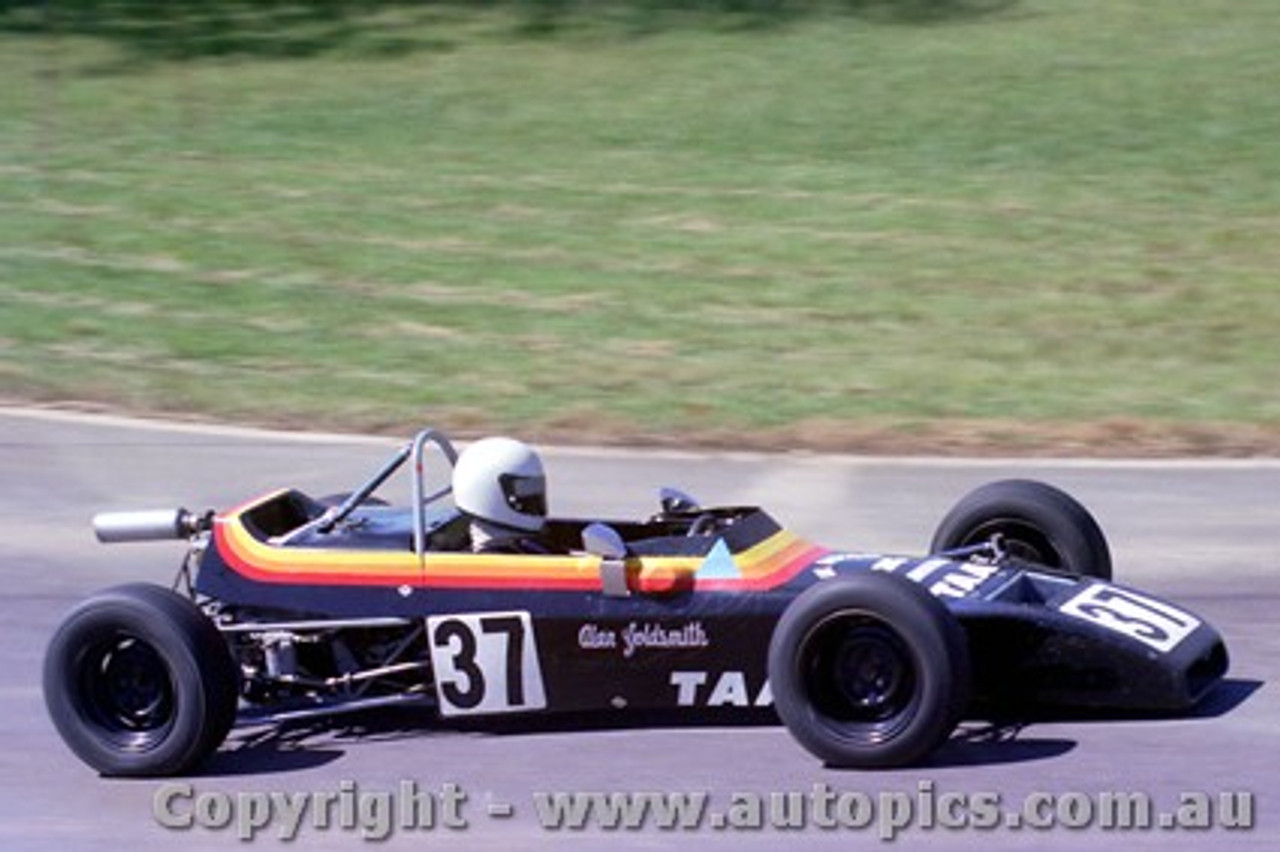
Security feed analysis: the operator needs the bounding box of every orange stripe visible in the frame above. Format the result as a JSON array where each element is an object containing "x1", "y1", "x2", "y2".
[
  {"x1": 214, "y1": 502, "x2": 824, "y2": 592},
  {"x1": 694, "y1": 542, "x2": 827, "y2": 591},
  {"x1": 629, "y1": 534, "x2": 827, "y2": 594},
  {"x1": 215, "y1": 518, "x2": 602, "y2": 589}
]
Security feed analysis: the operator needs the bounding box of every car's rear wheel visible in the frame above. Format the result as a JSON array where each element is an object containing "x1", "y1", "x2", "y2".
[
  {"x1": 929, "y1": 479, "x2": 1112, "y2": 580},
  {"x1": 44, "y1": 583, "x2": 238, "y2": 776},
  {"x1": 768, "y1": 572, "x2": 970, "y2": 768}
]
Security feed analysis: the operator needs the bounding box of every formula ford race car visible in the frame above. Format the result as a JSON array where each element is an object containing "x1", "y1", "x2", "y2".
[{"x1": 44, "y1": 429, "x2": 1229, "y2": 776}]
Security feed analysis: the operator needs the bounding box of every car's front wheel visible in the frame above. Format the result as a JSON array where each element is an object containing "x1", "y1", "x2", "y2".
[
  {"x1": 929, "y1": 479, "x2": 1112, "y2": 580},
  {"x1": 44, "y1": 583, "x2": 238, "y2": 776},
  {"x1": 768, "y1": 572, "x2": 970, "y2": 768}
]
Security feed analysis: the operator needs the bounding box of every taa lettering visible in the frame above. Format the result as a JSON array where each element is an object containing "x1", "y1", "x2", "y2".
[{"x1": 670, "y1": 671, "x2": 773, "y2": 708}]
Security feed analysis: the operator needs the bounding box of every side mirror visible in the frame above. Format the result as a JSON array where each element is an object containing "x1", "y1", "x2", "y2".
[
  {"x1": 583, "y1": 523, "x2": 630, "y2": 597},
  {"x1": 583, "y1": 522, "x2": 627, "y2": 560}
]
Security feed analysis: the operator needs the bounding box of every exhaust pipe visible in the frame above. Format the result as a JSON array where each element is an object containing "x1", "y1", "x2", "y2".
[{"x1": 92, "y1": 508, "x2": 210, "y2": 543}]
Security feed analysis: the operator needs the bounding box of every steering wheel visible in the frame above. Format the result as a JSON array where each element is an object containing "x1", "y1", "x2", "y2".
[{"x1": 686, "y1": 513, "x2": 721, "y2": 538}]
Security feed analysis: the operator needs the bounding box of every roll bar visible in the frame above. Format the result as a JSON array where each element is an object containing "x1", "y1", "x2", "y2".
[
  {"x1": 410, "y1": 429, "x2": 459, "y2": 556},
  {"x1": 293, "y1": 428, "x2": 458, "y2": 552}
]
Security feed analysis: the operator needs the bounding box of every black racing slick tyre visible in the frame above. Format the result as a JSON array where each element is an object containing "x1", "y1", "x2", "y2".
[
  {"x1": 768, "y1": 572, "x2": 970, "y2": 769},
  {"x1": 43, "y1": 583, "x2": 239, "y2": 777},
  {"x1": 929, "y1": 479, "x2": 1112, "y2": 581}
]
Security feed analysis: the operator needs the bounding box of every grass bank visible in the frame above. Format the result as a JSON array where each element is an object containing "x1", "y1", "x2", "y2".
[{"x1": 2, "y1": 1, "x2": 1279, "y2": 454}]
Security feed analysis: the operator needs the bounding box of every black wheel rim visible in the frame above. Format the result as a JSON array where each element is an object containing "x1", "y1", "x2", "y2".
[
  {"x1": 962, "y1": 519, "x2": 1061, "y2": 568},
  {"x1": 799, "y1": 612, "x2": 920, "y2": 746},
  {"x1": 76, "y1": 632, "x2": 176, "y2": 752}
]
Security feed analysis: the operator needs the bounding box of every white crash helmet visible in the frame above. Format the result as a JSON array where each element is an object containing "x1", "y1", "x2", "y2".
[{"x1": 452, "y1": 437, "x2": 548, "y2": 532}]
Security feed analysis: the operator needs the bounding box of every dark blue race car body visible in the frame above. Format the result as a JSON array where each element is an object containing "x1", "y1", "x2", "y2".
[{"x1": 44, "y1": 429, "x2": 1229, "y2": 775}]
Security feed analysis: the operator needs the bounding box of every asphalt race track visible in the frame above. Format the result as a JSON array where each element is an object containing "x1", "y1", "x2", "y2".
[{"x1": 1, "y1": 408, "x2": 1276, "y2": 850}]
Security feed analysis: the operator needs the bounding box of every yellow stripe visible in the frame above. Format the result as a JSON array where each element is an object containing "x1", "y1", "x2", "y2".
[
  {"x1": 735, "y1": 530, "x2": 801, "y2": 576},
  {"x1": 226, "y1": 519, "x2": 420, "y2": 576},
  {"x1": 222, "y1": 497, "x2": 806, "y2": 585},
  {"x1": 423, "y1": 552, "x2": 599, "y2": 577}
]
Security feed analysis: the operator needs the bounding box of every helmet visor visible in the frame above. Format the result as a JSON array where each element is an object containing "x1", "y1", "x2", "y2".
[{"x1": 500, "y1": 473, "x2": 547, "y2": 518}]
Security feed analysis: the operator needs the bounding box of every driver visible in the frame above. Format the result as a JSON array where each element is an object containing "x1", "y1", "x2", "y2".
[{"x1": 451, "y1": 436, "x2": 551, "y2": 554}]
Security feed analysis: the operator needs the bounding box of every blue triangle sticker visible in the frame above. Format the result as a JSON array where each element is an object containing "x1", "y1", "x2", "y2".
[{"x1": 698, "y1": 538, "x2": 741, "y2": 579}]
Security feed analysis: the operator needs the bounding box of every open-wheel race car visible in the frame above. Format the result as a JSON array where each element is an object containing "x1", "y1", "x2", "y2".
[{"x1": 44, "y1": 429, "x2": 1229, "y2": 776}]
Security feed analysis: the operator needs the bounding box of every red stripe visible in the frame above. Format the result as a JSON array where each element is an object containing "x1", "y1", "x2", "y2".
[
  {"x1": 215, "y1": 522, "x2": 599, "y2": 590},
  {"x1": 694, "y1": 544, "x2": 828, "y2": 592},
  {"x1": 214, "y1": 517, "x2": 825, "y2": 593}
]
